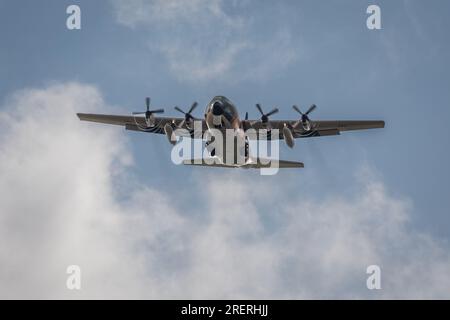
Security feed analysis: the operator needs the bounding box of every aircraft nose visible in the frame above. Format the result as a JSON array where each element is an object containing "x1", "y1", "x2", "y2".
[{"x1": 212, "y1": 101, "x2": 223, "y2": 116}]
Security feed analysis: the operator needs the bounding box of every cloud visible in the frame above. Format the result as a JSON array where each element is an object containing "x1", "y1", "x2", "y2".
[
  {"x1": 1, "y1": 82, "x2": 450, "y2": 299},
  {"x1": 113, "y1": 0, "x2": 238, "y2": 29},
  {"x1": 110, "y1": 0, "x2": 299, "y2": 84}
]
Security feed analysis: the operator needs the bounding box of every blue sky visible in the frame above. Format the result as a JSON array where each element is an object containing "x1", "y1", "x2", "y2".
[{"x1": 1, "y1": 0, "x2": 450, "y2": 298}]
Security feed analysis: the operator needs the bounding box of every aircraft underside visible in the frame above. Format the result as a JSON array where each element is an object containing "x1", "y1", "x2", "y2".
[{"x1": 77, "y1": 95, "x2": 384, "y2": 171}]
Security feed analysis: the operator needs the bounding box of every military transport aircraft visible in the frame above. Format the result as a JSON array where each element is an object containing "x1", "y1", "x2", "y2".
[{"x1": 77, "y1": 96, "x2": 384, "y2": 169}]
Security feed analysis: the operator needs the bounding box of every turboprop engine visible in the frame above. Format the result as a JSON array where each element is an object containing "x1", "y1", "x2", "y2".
[
  {"x1": 174, "y1": 102, "x2": 199, "y2": 130},
  {"x1": 132, "y1": 97, "x2": 164, "y2": 129},
  {"x1": 293, "y1": 104, "x2": 317, "y2": 132}
]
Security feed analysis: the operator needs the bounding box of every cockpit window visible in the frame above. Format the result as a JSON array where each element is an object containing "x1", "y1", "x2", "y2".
[{"x1": 222, "y1": 103, "x2": 234, "y2": 121}]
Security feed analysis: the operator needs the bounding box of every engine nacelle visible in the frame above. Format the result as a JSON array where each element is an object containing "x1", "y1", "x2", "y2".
[
  {"x1": 302, "y1": 119, "x2": 311, "y2": 131},
  {"x1": 283, "y1": 126, "x2": 295, "y2": 148},
  {"x1": 145, "y1": 114, "x2": 156, "y2": 128},
  {"x1": 164, "y1": 123, "x2": 176, "y2": 145}
]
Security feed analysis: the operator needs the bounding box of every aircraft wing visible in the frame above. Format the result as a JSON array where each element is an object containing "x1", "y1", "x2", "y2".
[
  {"x1": 77, "y1": 113, "x2": 207, "y2": 138},
  {"x1": 77, "y1": 113, "x2": 384, "y2": 140},
  {"x1": 250, "y1": 120, "x2": 385, "y2": 139}
]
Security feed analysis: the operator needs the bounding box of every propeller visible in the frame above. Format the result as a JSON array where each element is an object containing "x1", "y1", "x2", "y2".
[
  {"x1": 293, "y1": 104, "x2": 316, "y2": 131},
  {"x1": 255, "y1": 103, "x2": 279, "y2": 125},
  {"x1": 132, "y1": 97, "x2": 164, "y2": 126},
  {"x1": 242, "y1": 112, "x2": 251, "y2": 131},
  {"x1": 174, "y1": 101, "x2": 199, "y2": 128}
]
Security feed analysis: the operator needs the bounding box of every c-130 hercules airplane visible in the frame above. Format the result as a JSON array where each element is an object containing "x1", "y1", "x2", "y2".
[{"x1": 77, "y1": 96, "x2": 384, "y2": 169}]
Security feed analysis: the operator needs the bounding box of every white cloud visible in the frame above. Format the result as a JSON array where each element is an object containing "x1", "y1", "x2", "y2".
[
  {"x1": 113, "y1": 0, "x2": 238, "y2": 29},
  {"x1": 1, "y1": 82, "x2": 450, "y2": 299},
  {"x1": 110, "y1": 0, "x2": 299, "y2": 83}
]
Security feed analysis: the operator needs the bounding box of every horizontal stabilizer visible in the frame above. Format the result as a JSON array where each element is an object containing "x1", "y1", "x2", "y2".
[
  {"x1": 182, "y1": 158, "x2": 304, "y2": 169},
  {"x1": 253, "y1": 158, "x2": 304, "y2": 168}
]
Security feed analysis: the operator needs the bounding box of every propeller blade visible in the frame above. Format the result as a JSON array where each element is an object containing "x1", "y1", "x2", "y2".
[
  {"x1": 256, "y1": 104, "x2": 264, "y2": 116},
  {"x1": 245, "y1": 112, "x2": 248, "y2": 120},
  {"x1": 188, "y1": 102, "x2": 198, "y2": 114},
  {"x1": 146, "y1": 97, "x2": 151, "y2": 111},
  {"x1": 132, "y1": 112, "x2": 146, "y2": 115},
  {"x1": 150, "y1": 109, "x2": 164, "y2": 114},
  {"x1": 305, "y1": 104, "x2": 317, "y2": 115},
  {"x1": 293, "y1": 105, "x2": 303, "y2": 115},
  {"x1": 266, "y1": 108, "x2": 279, "y2": 117},
  {"x1": 174, "y1": 106, "x2": 186, "y2": 114}
]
